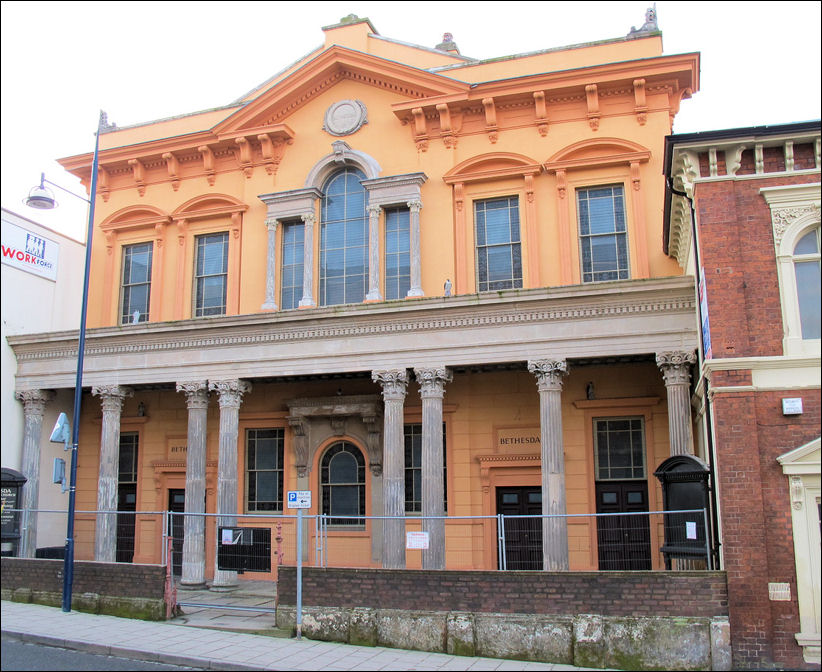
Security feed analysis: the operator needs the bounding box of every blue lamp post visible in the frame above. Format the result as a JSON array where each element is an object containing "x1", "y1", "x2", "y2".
[{"x1": 25, "y1": 111, "x2": 106, "y2": 612}]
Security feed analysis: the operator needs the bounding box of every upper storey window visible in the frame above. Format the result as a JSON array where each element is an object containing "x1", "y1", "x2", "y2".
[
  {"x1": 474, "y1": 196, "x2": 523, "y2": 292},
  {"x1": 280, "y1": 220, "x2": 304, "y2": 311},
  {"x1": 385, "y1": 206, "x2": 411, "y2": 300},
  {"x1": 577, "y1": 185, "x2": 629, "y2": 283},
  {"x1": 794, "y1": 226, "x2": 821, "y2": 339},
  {"x1": 320, "y1": 168, "x2": 368, "y2": 306},
  {"x1": 120, "y1": 242, "x2": 152, "y2": 325},
  {"x1": 194, "y1": 232, "x2": 228, "y2": 317}
]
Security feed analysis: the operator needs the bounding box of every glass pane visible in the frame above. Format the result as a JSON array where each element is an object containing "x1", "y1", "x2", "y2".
[
  {"x1": 331, "y1": 485, "x2": 358, "y2": 516},
  {"x1": 602, "y1": 492, "x2": 618, "y2": 504},
  {"x1": 329, "y1": 451, "x2": 358, "y2": 483},
  {"x1": 794, "y1": 230, "x2": 819, "y2": 255},
  {"x1": 795, "y1": 260, "x2": 821, "y2": 339}
]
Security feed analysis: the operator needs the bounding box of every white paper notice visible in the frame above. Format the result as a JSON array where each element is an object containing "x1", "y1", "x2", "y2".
[
  {"x1": 686, "y1": 521, "x2": 697, "y2": 540},
  {"x1": 222, "y1": 529, "x2": 235, "y2": 545}
]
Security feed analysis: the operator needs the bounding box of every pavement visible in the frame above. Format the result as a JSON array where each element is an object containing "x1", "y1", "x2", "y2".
[{"x1": 1, "y1": 581, "x2": 608, "y2": 671}]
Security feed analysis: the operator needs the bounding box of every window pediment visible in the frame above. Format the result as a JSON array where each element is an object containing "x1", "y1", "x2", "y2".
[
  {"x1": 443, "y1": 152, "x2": 541, "y2": 185},
  {"x1": 544, "y1": 138, "x2": 650, "y2": 172},
  {"x1": 100, "y1": 205, "x2": 171, "y2": 234},
  {"x1": 171, "y1": 194, "x2": 248, "y2": 222}
]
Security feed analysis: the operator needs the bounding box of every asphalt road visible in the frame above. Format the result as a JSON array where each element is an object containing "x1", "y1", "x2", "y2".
[{"x1": 0, "y1": 637, "x2": 206, "y2": 671}]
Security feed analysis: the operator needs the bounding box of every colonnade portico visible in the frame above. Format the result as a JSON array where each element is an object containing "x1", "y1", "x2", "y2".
[{"x1": 13, "y1": 346, "x2": 696, "y2": 573}]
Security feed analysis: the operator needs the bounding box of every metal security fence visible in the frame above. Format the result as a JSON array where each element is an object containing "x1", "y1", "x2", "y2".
[{"x1": 4, "y1": 507, "x2": 712, "y2": 573}]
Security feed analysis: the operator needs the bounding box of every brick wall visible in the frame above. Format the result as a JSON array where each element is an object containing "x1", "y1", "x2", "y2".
[
  {"x1": 277, "y1": 567, "x2": 728, "y2": 618},
  {"x1": 695, "y1": 173, "x2": 819, "y2": 359},
  {"x1": 713, "y1": 388, "x2": 821, "y2": 670},
  {"x1": 1, "y1": 558, "x2": 166, "y2": 600}
]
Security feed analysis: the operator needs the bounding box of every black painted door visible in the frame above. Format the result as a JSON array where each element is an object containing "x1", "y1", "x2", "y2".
[
  {"x1": 115, "y1": 485, "x2": 136, "y2": 563},
  {"x1": 168, "y1": 489, "x2": 185, "y2": 576},
  {"x1": 595, "y1": 481, "x2": 651, "y2": 570},
  {"x1": 496, "y1": 486, "x2": 542, "y2": 570}
]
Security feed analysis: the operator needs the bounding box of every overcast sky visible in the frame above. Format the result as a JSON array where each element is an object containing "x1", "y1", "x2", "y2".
[{"x1": 2, "y1": 0, "x2": 820, "y2": 241}]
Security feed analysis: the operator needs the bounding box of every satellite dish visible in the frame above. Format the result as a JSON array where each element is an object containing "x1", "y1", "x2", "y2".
[{"x1": 49, "y1": 412, "x2": 72, "y2": 450}]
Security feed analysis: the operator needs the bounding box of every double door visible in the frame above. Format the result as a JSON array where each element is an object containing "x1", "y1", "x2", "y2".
[
  {"x1": 595, "y1": 481, "x2": 651, "y2": 570},
  {"x1": 497, "y1": 486, "x2": 542, "y2": 570},
  {"x1": 168, "y1": 489, "x2": 185, "y2": 576}
]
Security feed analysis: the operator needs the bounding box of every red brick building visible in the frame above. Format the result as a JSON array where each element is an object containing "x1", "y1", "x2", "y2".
[{"x1": 665, "y1": 121, "x2": 821, "y2": 669}]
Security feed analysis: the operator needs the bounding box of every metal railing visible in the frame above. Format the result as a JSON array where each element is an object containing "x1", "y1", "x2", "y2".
[{"x1": 4, "y1": 507, "x2": 712, "y2": 573}]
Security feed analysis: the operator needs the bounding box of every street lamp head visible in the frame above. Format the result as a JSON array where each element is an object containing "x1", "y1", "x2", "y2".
[{"x1": 25, "y1": 173, "x2": 57, "y2": 210}]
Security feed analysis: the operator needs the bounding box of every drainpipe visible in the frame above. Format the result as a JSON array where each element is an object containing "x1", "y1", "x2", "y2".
[{"x1": 667, "y1": 176, "x2": 722, "y2": 570}]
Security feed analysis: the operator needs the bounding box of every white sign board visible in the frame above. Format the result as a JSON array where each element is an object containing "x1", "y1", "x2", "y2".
[
  {"x1": 686, "y1": 521, "x2": 697, "y2": 540},
  {"x1": 406, "y1": 531, "x2": 429, "y2": 550},
  {"x1": 1, "y1": 219, "x2": 60, "y2": 281},
  {"x1": 782, "y1": 398, "x2": 803, "y2": 415},
  {"x1": 287, "y1": 490, "x2": 311, "y2": 509}
]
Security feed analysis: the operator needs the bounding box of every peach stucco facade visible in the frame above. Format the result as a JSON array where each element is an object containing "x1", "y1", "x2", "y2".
[{"x1": 11, "y1": 16, "x2": 702, "y2": 580}]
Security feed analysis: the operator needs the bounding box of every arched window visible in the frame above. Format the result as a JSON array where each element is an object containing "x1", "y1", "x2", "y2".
[
  {"x1": 320, "y1": 441, "x2": 366, "y2": 525},
  {"x1": 320, "y1": 168, "x2": 368, "y2": 306},
  {"x1": 793, "y1": 226, "x2": 821, "y2": 339}
]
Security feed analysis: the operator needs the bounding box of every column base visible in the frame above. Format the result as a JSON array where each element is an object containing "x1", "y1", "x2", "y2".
[
  {"x1": 406, "y1": 288, "x2": 424, "y2": 298},
  {"x1": 209, "y1": 583, "x2": 239, "y2": 592},
  {"x1": 261, "y1": 301, "x2": 278, "y2": 311},
  {"x1": 298, "y1": 299, "x2": 316, "y2": 309},
  {"x1": 178, "y1": 581, "x2": 208, "y2": 590}
]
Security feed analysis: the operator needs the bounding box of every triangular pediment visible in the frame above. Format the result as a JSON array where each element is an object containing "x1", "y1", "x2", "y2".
[
  {"x1": 778, "y1": 437, "x2": 821, "y2": 475},
  {"x1": 213, "y1": 45, "x2": 470, "y2": 135}
]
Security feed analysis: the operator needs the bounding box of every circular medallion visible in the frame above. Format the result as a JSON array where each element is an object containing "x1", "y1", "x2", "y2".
[{"x1": 323, "y1": 100, "x2": 368, "y2": 136}]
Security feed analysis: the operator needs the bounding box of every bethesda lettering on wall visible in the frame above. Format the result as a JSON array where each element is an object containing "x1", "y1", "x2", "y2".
[
  {"x1": 1, "y1": 218, "x2": 59, "y2": 281},
  {"x1": 497, "y1": 428, "x2": 540, "y2": 451},
  {"x1": 167, "y1": 437, "x2": 188, "y2": 459}
]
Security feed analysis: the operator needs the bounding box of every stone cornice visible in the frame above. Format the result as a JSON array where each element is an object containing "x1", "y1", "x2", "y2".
[
  {"x1": 9, "y1": 276, "x2": 697, "y2": 390},
  {"x1": 10, "y1": 277, "x2": 694, "y2": 360}
]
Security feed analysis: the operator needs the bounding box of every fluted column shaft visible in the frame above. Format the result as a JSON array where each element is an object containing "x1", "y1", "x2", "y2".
[
  {"x1": 656, "y1": 351, "x2": 697, "y2": 456},
  {"x1": 366, "y1": 205, "x2": 382, "y2": 301},
  {"x1": 528, "y1": 360, "x2": 569, "y2": 571},
  {"x1": 92, "y1": 385, "x2": 133, "y2": 562},
  {"x1": 373, "y1": 369, "x2": 408, "y2": 569},
  {"x1": 177, "y1": 381, "x2": 209, "y2": 587},
  {"x1": 407, "y1": 200, "x2": 424, "y2": 297},
  {"x1": 209, "y1": 379, "x2": 251, "y2": 589},
  {"x1": 298, "y1": 213, "x2": 316, "y2": 308},
  {"x1": 261, "y1": 218, "x2": 278, "y2": 310},
  {"x1": 15, "y1": 389, "x2": 55, "y2": 557},
  {"x1": 414, "y1": 367, "x2": 451, "y2": 569}
]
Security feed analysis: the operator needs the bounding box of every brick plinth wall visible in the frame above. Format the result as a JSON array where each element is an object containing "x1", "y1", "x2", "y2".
[
  {"x1": 1, "y1": 558, "x2": 166, "y2": 600},
  {"x1": 713, "y1": 388, "x2": 821, "y2": 670},
  {"x1": 277, "y1": 567, "x2": 728, "y2": 618}
]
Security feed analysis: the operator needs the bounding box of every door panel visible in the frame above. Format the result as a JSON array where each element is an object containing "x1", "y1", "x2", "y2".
[
  {"x1": 595, "y1": 481, "x2": 651, "y2": 570},
  {"x1": 115, "y1": 484, "x2": 137, "y2": 563},
  {"x1": 168, "y1": 489, "x2": 185, "y2": 576},
  {"x1": 497, "y1": 487, "x2": 542, "y2": 570}
]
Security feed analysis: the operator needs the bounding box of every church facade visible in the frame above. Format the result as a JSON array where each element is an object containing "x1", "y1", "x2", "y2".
[{"x1": 10, "y1": 16, "x2": 702, "y2": 585}]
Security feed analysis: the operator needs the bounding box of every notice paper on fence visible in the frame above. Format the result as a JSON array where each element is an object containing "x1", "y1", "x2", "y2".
[
  {"x1": 686, "y1": 521, "x2": 697, "y2": 540},
  {"x1": 406, "y1": 531, "x2": 429, "y2": 549}
]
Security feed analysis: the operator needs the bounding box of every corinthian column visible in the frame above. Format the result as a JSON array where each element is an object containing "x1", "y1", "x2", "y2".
[
  {"x1": 176, "y1": 381, "x2": 209, "y2": 588},
  {"x1": 656, "y1": 351, "x2": 697, "y2": 456},
  {"x1": 209, "y1": 379, "x2": 251, "y2": 590},
  {"x1": 15, "y1": 389, "x2": 55, "y2": 557},
  {"x1": 261, "y1": 217, "x2": 278, "y2": 310},
  {"x1": 366, "y1": 205, "x2": 383, "y2": 301},
  {"x1": 527, "y1": 359, "x2": 569, "y2": 571},
  {"x1": 407, "y1": 200, "x2": 424, "y2": 297},
  {"x1": 298, "y1": 213, "x2": 316, "y2": 308},
  {"x1": 373, "y1": 369, "x2": 408, "y2": 569},
  {"x1": 414, "y1": 367, "x2": 451, "y2": 569},
  {"x1": 91, "y1": 384, "x2": 133, "y2": 562}
]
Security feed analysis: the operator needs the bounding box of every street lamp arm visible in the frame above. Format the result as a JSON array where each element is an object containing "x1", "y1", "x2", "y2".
[{"x1": 41, "y1": 175, "x2": 91, "y2": 204}]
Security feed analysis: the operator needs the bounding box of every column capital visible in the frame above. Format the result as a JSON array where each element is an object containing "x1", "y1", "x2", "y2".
[
  {"x1": 373, "y1": 369, "x2": 409, "y2": 401},
  {"x1": 209, "y1": 379, "x2": 252, "y2": 408},
  {"x1": 15, "y1": 389, "x2": 55, "y2": 415},
  {"x1": 265, "y1": 217, "x2": 279, "y2": 232},
  {"x1": 528, "y1": 359, "x2": 568, "y2": 391},
  {"x1": 366, "y1": 204, "x2": 382, "y2": 216},
  {"x1": 176, "y1": 380, "x2": 210, "y2": 409},
  {"x1": 656, "y1": 350, "x2": 697, "y2": 385},
  {"x1": 414, "y1": 367, "x2": 452, "y2": 399},
  {"x1": 301, "y1": 212, "x2": 316, "y2": 225},
  {"x1": 407, "y1": 200, "x2": 422, "y2": 213},
  {"x1": 92, "y1": 385, "x2": 134, "y2": 412}
]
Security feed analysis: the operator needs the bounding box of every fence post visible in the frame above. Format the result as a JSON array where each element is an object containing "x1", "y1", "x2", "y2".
[
  {"x1": 296, "y1": 508, "x2": 303, "y2": 640},
  {"x1": 497, "y1": 514, "x2": 506, "y2": 571},
  {"x1": 703, "y1": 508, "x2": 712, "y2": 570}
]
